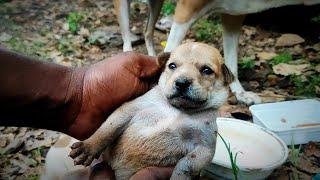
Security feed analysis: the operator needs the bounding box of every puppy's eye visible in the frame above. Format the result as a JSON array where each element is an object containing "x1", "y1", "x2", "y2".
[
  {"x1": 201, "y1": 66, "x2": 214, "y2": 75},
  {"x1": 168, "y1": 62, "x2": 177, "y2": 70}
]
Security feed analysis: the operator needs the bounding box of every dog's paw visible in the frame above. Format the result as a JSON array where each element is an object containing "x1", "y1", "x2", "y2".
[
  {"x1": 235, "y1": 91, "x2": 261, "y2": 105},
  {"x1": 69, "y1": 141, "x2": 95, "y2": 166}
]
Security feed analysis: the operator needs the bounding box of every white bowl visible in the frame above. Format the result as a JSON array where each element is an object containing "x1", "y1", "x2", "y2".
[{"x1": 203, "y1": 118, "x2": 288, "y2": 180}]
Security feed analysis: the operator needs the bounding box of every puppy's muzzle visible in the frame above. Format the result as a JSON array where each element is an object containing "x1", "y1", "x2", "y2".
[{"x1": 174, "y1": 78, "x2": 192, "y2": 93}]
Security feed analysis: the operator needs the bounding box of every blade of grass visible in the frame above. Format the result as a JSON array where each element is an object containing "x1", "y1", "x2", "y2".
[{"x1": 217, "y1": 132, "x2": 240, "y2": 180}]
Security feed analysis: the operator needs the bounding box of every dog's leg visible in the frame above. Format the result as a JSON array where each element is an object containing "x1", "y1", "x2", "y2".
[
  {"x1": 164, "y1": 21, "x2": 193, "y2": 52},
  {"x1": 164, "y1": 0, "x2": 213, "y2": 52},
  {"x1": 69, "y1": 102, "x2": 139, "y2": 166},
  {"x1": 145, "y1": 0, "x2": 164, "y2": 56},
  {"x1": 114, "y1": 0, "x2": 133, "y2": 52},
  {"x1": 170, "y1": 145, "x2": 215, "y2": 180},
  {"x1": 222, "y1": 14, "x2": 261, "y2": 105}
]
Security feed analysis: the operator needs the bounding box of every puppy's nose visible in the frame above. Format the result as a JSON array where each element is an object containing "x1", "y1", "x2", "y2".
[{"x1": 175, "y1": 78, "x2": 192, "y2": 91}]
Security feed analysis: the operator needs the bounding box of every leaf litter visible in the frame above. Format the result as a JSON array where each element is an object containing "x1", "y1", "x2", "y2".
[{"x1": 0, "y1": 0, "x2": 319, "y2": 179}]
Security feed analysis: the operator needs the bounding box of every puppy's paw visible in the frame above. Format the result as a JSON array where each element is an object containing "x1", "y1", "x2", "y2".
[
  {"x1": 69, "y1": 141, "x2": 95, "y2": 166},
  {"x1": 235, "y1": 91, "x2": 261, "y2": 105}
]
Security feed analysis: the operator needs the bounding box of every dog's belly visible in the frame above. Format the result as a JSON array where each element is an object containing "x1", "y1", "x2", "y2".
[{"x1": 107, "y1": 107, "x2": 209, "y2": 179}]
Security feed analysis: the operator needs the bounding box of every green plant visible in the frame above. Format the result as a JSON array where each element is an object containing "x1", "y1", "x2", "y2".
[
  {"x1": 289, "y1": 138, "x2": 302, "y2": 180},
  {"x1": 27, "y1": 173, "x2": 40, "y2": 180},
  {"x1": 290, "y1": 74, "x2": 320, "y2": 97},
  {"x1": 217, "y1": 132, "x2": 240, "y2": 180},
  {"x1": 191, "y1": 19, "x2": 222, "y2": 41},
  {"x1": 290, "y1": 144, "x2": 301, "y2": 167},
  {"x1": 311, "y1": 14, "x2": 320, "y2": 24},
  {"x1": 191, "y1": 18, "x2": 222, "y2": 42},
  {"x1": 33, "y1": 148, "x2": 42, "y2": 157},
  {"x1": 270, "y1": 52, "x2": 292, "y2": 65},
  {"x1": 161, "y1": 0, "x2": 175, "y2": 16},
  {"x1": 239, "y1": 57, "x2": 255, "y2": 69},
  {"x1": 67, "y1": 12, "x2": 84, "y2": 33}
]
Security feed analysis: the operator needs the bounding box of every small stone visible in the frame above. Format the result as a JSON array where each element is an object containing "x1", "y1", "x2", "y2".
[
  {"x1": 275, "y1": 34, "x2": 305, "y2": 47},
  {"x1": 155, "y1": 15, "x2": 174, "y2": 32}
]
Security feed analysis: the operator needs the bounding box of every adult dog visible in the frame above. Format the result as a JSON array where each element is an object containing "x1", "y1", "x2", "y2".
[{"x1": 114, "y1": 0, "x2": 319, "y2": 105}]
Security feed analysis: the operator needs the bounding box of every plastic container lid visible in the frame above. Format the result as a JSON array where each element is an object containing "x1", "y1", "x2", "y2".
[{"x1": 249, "y1": 99, "x2": 320, "y2": 132}]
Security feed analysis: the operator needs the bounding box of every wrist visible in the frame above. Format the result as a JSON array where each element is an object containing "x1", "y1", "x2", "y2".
[
  {"x1": 0, "y1": 47, "x2": 86, "y2": 133},
  {"x1": 62, "y1": 66, "x2": 87, "y2": 134}
]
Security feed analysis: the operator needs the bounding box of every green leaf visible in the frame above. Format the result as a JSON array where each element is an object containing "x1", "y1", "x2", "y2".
[
  {"x1": 217, "y1": 132, "x2": 240, "y2": 180},
  {"x1": 66, "y1": 12, "x2": 83, "y2": 33},
  {"x1": 161, "y1": 1, "x2": 175, "y2": 16},
  {"x1": 239, "y1": 57, "x2": 255, "y2": 69},
  {"x1": 191, "y1": 18, "x2": 222, "y2": 42},
  {"x1": 270, "y1": 52, "x2": 292, "y2": 65}
]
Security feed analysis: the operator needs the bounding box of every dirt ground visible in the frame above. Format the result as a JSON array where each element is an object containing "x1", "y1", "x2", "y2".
[{"x1": 0, "y1": 0, "x2": 319, "y2": 179}]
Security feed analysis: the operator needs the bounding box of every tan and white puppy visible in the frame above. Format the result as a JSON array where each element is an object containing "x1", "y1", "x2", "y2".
[
  {"x1": 164, "y1": 0, "x2": 319, "y2": 105},
  {"x1": 113, "y1": 0, "x2": 164, "y2": 56},
  {"x1": 58, "y1": 42, "x2": 233, "y2": 180}
]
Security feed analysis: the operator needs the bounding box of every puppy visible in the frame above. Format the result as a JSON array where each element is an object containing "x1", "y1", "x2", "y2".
[
  {"x1": 66, "y1": 42, "x2": 234, "y2": 180},
  {"x1": 113, "y1": 0, "x2": 164, "y2": 56},
  {"x1": 164, "y1": 0, "x2": 319, "y2": 105}
]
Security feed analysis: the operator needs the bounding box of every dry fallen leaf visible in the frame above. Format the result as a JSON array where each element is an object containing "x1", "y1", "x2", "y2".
[
  {"x1": 273, "y1": 63, "x2": 309, "y2": 76},
  {"x1": 79, "y1": 27, "x2": 90, "y2": 38},
  {"x1": 275, "y1": 34, "x2": 305, "y2": 47},
  {"x1": 304, "y1": 142, "x2": 320, "y2": 158},
  {"x1": 3, "y1": 138, "x2": 24, "y2": 154},
  {"x1": 257, "y1": 52, "x2": 277, "y2": 61},
  {"x1": 257, "y1": 90, "x2": 287, "y2": 103},
  {"x1": 296, "y1": 155, "x2": 320, "y2": 174},
  {"x1": 3, "y1": 127, "x2": 18, "y2": 134},
  {"x1": 24, "y1": 130, "x2": 59, "y2": 151}
]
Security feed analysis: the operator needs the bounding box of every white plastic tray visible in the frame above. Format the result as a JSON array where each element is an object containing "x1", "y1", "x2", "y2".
[{"x1": 249, "y1": 99, "x2": 320, "y2": 145}]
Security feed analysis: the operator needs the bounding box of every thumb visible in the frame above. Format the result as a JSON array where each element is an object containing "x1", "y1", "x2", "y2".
[{"x1": 133, "y1": 54, "x2": 162, "y2": 79}]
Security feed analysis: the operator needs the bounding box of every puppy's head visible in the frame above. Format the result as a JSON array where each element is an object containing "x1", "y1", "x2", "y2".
[{"x1": 158, "y1": 42, "x2": 234, "y2": 111}]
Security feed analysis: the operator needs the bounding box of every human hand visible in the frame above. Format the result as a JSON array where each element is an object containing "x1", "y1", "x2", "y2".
[
  {"x1": 87, "y1": 161, "x2": 173, "y2": 180},
  {"x1": 66, "y1": 52, "x2": 161, "y2": 140}
]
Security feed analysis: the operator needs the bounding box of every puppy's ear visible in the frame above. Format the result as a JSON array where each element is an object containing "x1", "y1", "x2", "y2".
[
  {"x1": 221, "y1": 64, "x2": 234, "y2": 85},
  {"x1": 157, "y1": 52, "x2": 171, "y2": 71}
]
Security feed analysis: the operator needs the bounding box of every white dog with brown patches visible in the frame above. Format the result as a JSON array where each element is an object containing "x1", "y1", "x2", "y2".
[
  {"x1": 114, "y1": 0, "x2": 319, "y2": 105},
  {"x1": 43, "y1": 42, "x2": 234, "y2": 180}
]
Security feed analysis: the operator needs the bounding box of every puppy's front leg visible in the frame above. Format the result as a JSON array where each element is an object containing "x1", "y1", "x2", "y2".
[
  {"x1": 69, "y1": 102, "x2": 138, "y2": 166},
  {"x1": 170, "y1": 145, "x2": 215, "y2": 180}
]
